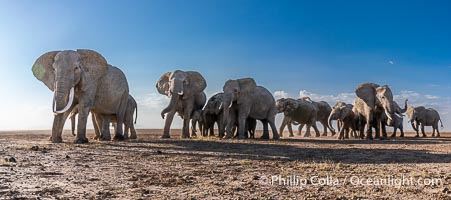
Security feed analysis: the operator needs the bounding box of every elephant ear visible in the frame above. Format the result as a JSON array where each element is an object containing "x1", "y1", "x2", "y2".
[
  {"x1": 237, "y1": 78, "x2": 257, "y2": 93},
  {"x1": 32, "y1": 51, "x2": 61, "y2": 91},
  {"x1": 156, "y1": 72, "x2": 172, "y2": 96},
  {"x1": 186, "y1": 71, "x2": 207, "y2": 94},
  {"x1": 77, "y1": 49, "x2": 108, "y2": 83},
  {"x1": 355, "y1": 82, "x2": 380, "y2": 108}
]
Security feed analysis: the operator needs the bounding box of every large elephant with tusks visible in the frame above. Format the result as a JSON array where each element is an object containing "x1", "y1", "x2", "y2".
[
  {"x1": 157, "y1": 70, "x2": 207, "y2": 138},
  {"x1": 32, "y1": 50, "x2": 129, "y2": 143}
]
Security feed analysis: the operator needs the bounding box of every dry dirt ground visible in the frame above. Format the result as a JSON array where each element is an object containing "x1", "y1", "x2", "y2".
[{"x1": 0, "y1": 130, "x2": 450, "y2": 199}]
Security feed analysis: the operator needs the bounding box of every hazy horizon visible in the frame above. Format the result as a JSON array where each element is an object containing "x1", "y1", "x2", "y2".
[{"x1": 0, "y1": 1, "x2": 450, "y2": 132}]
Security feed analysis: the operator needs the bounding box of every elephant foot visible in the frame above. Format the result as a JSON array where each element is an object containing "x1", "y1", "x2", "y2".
[
  {"x1": 390, "y1": 134, "x2": 396, "y2": 138},
  {"x1": 272, "y1": 134, "x2": 280, "y2": 140},
  {"x1": 237, "y1": 135, "x2": 247, "y2": 139},
  {"x1": 303, "y1": 134, "x2": 311, "y2": 138},
  {"x1": 99, "y1": 135, "x2": 111, "y2": 141},
  {"x1": 223, "y1": 135, "x2": 233, "y2": 139},
  {"x1": 130, "y1": 135, "x2": 137, "y2": 139},
  {"x1": 93, "y1": 135, "x2": 100, "y2": 140},
  {"x1": 181, "y1": 134, "x2": 190, "y2": 139},
  {"x1": 289, "y1": 134, "x2": 294, "y2": 137},
  {"x1": 260, "y1": 135, "x2": 270, "y2": 140},
  {"x1": 400, "y1": 134, "x2": 404, "y2": 138},
  {"x1": 422, "y1": 135, "x2": 427, "y2": 138},
  {"x1": 161, "y1": 134, "x2": 170, "y2": 139},
  {"x1": 414, "y1": 135, "x2": 419, "y2": 138},
  {"x1": 321, "y1": 133, "x2": 327, "y2": 137},
  {"x1": 297, "y1": 132, "x2": 302, "y2": 136},
  {"x1": 73, "y1": 137, "x2": 89, "y2": 144},
  {"x1": 50, "y1": 136, "x2": 63, "y2": 143},
  {"x1": 113, "y1": 134, "x2": 125, "y2": 141},
  {"x1": 366, "y1": 136, "x2": 373, "y2": 140},
  {"x1": 191, "y1": 133, "x2": 197, "y2": 138}
]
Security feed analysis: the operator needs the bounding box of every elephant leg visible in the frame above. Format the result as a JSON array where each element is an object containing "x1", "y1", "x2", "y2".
[
  {"x1": 287, "y1": 123, "x2": 294, "y2": 137},
  {"x1": 129, "y1": 122, "x2": 137, "y2": 139},
  {"x1": 99, "y1": 115, "x2": 112, "y2": 141},
  {"x1": 399, "y1": 126, "x2": 404, "y2": 137},
  {"x1": 298, "y1": 124, "x2": 305, "y2": 136},
  {"x1": 268, "y1": 117, "x2": 280, "y2": 140},
  {"x1": 182, "y1": 117, "x2": 191, "y2": 138},
  {"x1": 162, "y1": 110, "x2": 176, "y2": 138},
  {"x1": 224, "y1": 111, "x2": 236, "y2": 139},
  {"x1": 312, "y1": 123, "x2": 321, "y2": 137},
  {"x1": 51, "y1": 112, "x2": 71, "y2": 143},
  {"x1": 260, "y1": 120, "x2": 270, "y2": 139},
  {"x1": 436, "y1": 126, "x2": 440, "y2": 137},
  {"x1": 303, "y1": 124, "x2": 311, "y2": 137},
  {"x1": 322, "y1": 121, "x2": 328, "y2": 136},
  {"x1": 380, "y1": 122, "x2": 387, "y2": 140},
  {"x1": 391, "y1": 127, "x2": 397, "y2": 138},
  {"x1": 337, "y1": 127, "x2": 345, "y2": 140},
  {"x1": 421, "y1": 124, "x2": 426, "y2": 137},
  {"x1": 75, "y1": 105, "x2": 91, "y2": 144},
  {"x1": 344, "y1": 128, "x2": 349, "y2": 139},
  {"x1": 279, "y1": 120, "x2": 286, "y2": 138}
]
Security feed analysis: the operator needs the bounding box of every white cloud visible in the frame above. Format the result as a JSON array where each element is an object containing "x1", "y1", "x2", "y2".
[
  {"x1": 389, "y1": 61, "x2": 394, "y2": 65},
  {"x1": 274, "y1": 90, "x2": 288, "y2": 99},
  {"x1": 299, "y1": 90, "x2": 356, "y2": 105}
]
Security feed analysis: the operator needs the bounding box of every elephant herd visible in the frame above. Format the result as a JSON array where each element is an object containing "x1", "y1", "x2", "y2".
[{"x1": 32, "y1": 49, "x2": 444, "y2": 144}]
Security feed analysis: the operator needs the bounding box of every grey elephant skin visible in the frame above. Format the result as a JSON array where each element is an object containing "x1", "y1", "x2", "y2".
[
  {"x1": 384, "y1": 99, "x2": 408, "y2": 138},
  {"x1": 157, "y1": 70, "x2": 207, "y2": 138},
  {"x1": 190, "y1": 110, "x2": 204, "y2": 137},
  {"x1": 70, "y1": 95, "x2": 138, "y2": 139},
  {"x1": 202, "y1": 93, "x2": 226, "y2": 137},
  {"x1": 276, "y1": 98, "x2": 320, "y2": 137},
  {"x1": 32, "y1": 50, "x2": 129, "y2": 143},
  {"x1": 328, "y1": 105, "x2": 359, "y2": 140},
  {"x1": 222, "y1": 78, "x2": 279, "y2": 139},
  {"x1": 297, "y1": 97, "x2": 334, "y2": 136},
  {"x1": 353, "y1": 83, "x2": 396, "y2": 140},
  {"x1": 406, "y1": 106, "x2": 443, "y2": 137}
]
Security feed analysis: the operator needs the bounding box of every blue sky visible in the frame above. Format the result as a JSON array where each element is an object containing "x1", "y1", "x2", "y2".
[{"x1": 0, "y1": 1, "x2": 450, "y2": 131}]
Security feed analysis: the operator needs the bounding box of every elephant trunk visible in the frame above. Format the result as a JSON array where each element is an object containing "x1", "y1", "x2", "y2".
[
  {"x1": 53, "y1": 80, "x2": 75, "y2": 114},
  {"x1": 399, "y1": 99, "x2": 408, "y2": 113},
  {"x1": 70, "y1": 113, "x2": 76, "y2": 136},
  {"x1": 161, "y1": 94, "x2": 179, "y2": 118},
  {"x1": 328, "y1": 114, "x2": 336, "y2": 133},
  {"x1": 411, "y1": 121, "x2": 418, "y2": 131}
]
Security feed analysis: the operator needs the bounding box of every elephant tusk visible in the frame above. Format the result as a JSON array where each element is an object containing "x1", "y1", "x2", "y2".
[
  {"x1": 385, "y1": 110, "x2": 393, "y2": 121},
  {"x1": 53, "y1": 87, "x2": 75, "y2": 115},
  {"x1": 228, "y1": 102, "x2": 233, "y2": 109},
  {"x1": 218, "y1": 102, "x2": 223, "y2": 110},
  {"x1": 178, "y1": 91, "x2": 184, "y2": 95}
]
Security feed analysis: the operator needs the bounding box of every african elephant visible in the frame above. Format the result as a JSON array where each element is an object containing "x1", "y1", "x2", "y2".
[
  {"x1": 156, "y1": 70, "x2": 207, "y2": 138},
  {"x1": 406, "y1": 106, "x2": 443, "y2": 137},
  {"x1": 353, "y1": 83, "x2": 396, "y2": 140},
  {"x1": 70, "y1": 95, "x2": 138, "y2": 139},
  {"x1": 191, "y1": 110, "x2": 204, "y2": 137},
  {"x1": 276, "y1": 98, "x2": 320, "y2": 137},
  {"x1": 385, "y1": 99, "x2": 408, "y2": 137},
  {"x1": 222, "y1": 78, "x2": 279, "y2": 139},
  {"x1": 298, "y1": 97, "x2": 334, "y2": 136},
  {"x1": 328, "y1": 105, "x2": 358, "y2": 140},
  {"x1": 32, "y1": 50, "x2": 129, "y2": 143},
  {"x1": 202, "y1": 93, "x2": 225, "y2": 137}
]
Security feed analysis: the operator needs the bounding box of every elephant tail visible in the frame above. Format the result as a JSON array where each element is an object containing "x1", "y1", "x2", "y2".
[
  {"x1": 134, "y1": 105, "x2": 138, "y2": 124},
  {"x1": 440, "y1": 119, "x2": 443, "y2": 129}
]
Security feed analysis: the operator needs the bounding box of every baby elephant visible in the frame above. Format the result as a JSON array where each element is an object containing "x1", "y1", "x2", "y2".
[
  {"x1": 191, "y1": 110, "x2": 204, "y2": 137},
  {"x1": 328, "y1": 105, "x2": 358, "y2": 140},
  {"x1": 71, "y1": 95, "x2": 138, "y2": 139}
]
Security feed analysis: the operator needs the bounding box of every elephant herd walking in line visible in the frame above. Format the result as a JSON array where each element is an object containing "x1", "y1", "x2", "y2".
[{"x1": 32, "y1": 49, "x2": 444, "y2": 143}]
